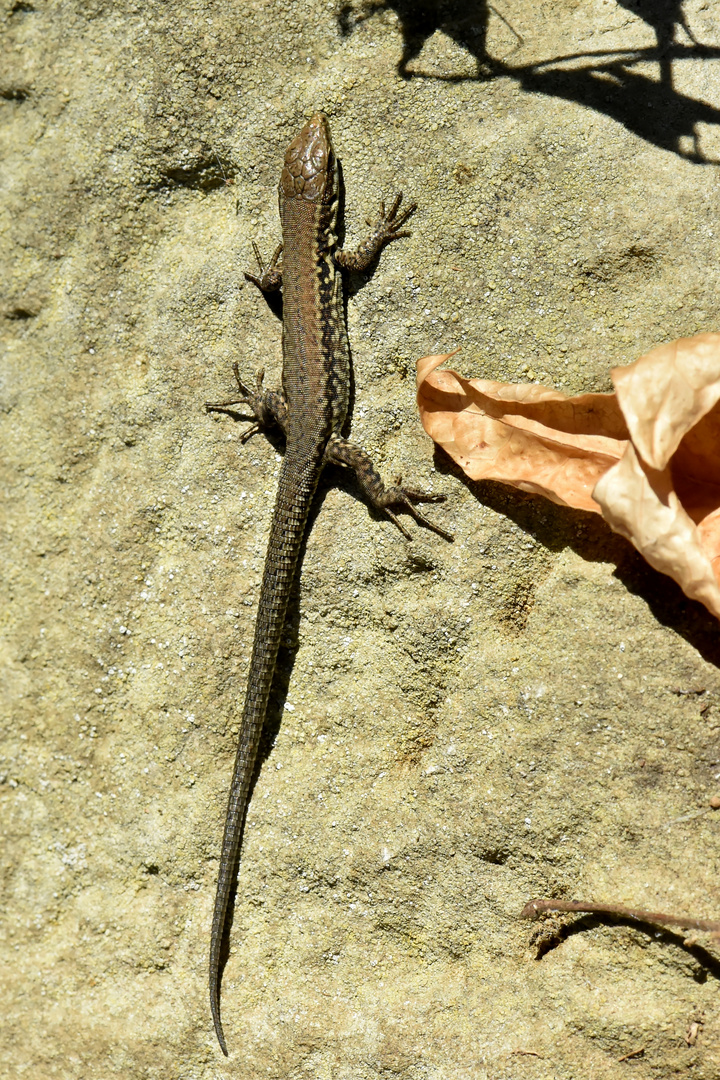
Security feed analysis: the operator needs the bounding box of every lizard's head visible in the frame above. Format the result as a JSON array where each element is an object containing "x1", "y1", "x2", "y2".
[{"x1": 280, "y1": 111, "x2": 338, "y2": 205}]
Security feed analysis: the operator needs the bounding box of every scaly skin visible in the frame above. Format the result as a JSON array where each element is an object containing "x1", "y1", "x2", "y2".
[{"x1": 205, "y1": 112, "x2": 451, "y2": 1056}]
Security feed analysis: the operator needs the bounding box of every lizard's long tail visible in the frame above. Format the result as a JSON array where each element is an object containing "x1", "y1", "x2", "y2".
[{"x1": 209, "y1": 445, "x2": 323, "y2": 1055}]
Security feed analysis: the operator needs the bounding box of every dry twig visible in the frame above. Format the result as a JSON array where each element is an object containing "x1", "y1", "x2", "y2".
[
  {"x1": 618, "y1": 1046, "x2": 646, "y2": 1062},
  {"x1": 522, "y1": 898, "x2": 720, "y2": 936}
]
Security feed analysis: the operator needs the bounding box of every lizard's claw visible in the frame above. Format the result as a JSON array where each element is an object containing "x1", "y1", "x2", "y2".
[
  {"x1": 206, "y1": 364, "x2": 288, "y2": 440},
  {"x1": 205, "y1": 365, "x2": 268, "y2": 443},
  {"x1": 376, "y1": 193, "x2": 417, "y2": 243},
  {"x1": 380, "y1": 481, "x2": 453, "y2": 542},
  {"x1": 244, "y1": 242, "x2": 283, "y2": 292},
  {"x1": 205, "y1": 363, "x2": 255, "y2": 412}
]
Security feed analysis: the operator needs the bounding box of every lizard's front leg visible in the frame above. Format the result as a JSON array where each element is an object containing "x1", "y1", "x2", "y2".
[
  {"x1": 335, "y1": 193, "x2": 416, "y2": 271},
  {"x1": 243, "y1": 240, "x2": 283, "y2": 292},
  {"x1": 325, "y1": 433, "x2": 453, "y2": 541}
]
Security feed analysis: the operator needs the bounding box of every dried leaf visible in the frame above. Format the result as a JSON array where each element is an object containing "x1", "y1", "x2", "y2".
[{"x1": 416, "y1": 335, "x2": 720, "y2": 620}]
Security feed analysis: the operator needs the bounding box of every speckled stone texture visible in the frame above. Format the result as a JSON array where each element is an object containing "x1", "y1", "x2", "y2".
[{"x1": 2, "y1": 1, "x2": 720, "y2": 1077}]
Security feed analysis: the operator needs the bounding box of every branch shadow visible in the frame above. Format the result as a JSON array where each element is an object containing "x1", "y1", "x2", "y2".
[
  {"x1": 336, "y1": 1, "x2": 720, "y2": 164},
  {"x1": 338, "y1": 0, "x2": 496, "y2": 79},
  {"x1": 533, "y1": 911, "x2": 720, "y2": 983},
  {"x1": 510, "y1": 48, "x2": 720, "y2": 165}
]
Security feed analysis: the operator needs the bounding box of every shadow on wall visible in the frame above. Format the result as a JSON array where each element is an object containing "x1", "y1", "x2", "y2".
[
  {"x1": 338, "y1": 0, "x2": 496, "y2": 79},
  {"x1": 531, "y1": 911, "x2": 720, "y2": 985},
  {"x1": 446, "y1": 468, "x2": 720, "y2": 671},
  {"x1": 336, "y1": 0, "x2": 720, "y2": 164},
  {"x1": 616, "y1": 0, "x2": 700, "y2": 87}
]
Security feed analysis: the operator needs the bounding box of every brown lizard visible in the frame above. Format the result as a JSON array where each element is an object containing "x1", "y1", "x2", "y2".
[{"x1": 205, "y1": 111, "x2": 451, "y2": 1055}]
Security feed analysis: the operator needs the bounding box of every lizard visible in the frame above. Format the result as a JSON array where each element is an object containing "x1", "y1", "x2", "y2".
[{"x1": 204, "y1": 111, "x2": 452, "y2": 1056}]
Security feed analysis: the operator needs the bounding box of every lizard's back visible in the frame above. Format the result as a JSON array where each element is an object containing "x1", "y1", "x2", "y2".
[{"x1": 279, "y1": 113, "x2": 350, "y2": 449}]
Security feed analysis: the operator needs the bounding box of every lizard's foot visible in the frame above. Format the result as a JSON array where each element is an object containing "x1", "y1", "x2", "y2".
[
  {"x1": 205, "y1": 365, "x2": 288, "y2": 440},
  {"x1": 244, "y1": 241, "x2": 283, "y2": 292},
  {"x1": 335, "y1": 193, "x2": 417, "y2": 272},
  {"x1": 368, "y1": 193, "x2": 417, "y2": 244},
  {"x1": 376, "y1": 479, "x2": 452, "y2": 542},
  {"x1": 325, "y1": 434, "x2": 453, "y2": 541},
  {"x1": 205, "y1": 363, "x2": 261, "y2": 416}
]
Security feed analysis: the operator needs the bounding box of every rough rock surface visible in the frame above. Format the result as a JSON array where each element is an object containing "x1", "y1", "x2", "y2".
[{"x1": 2, "y1": 1, "x2": 720, "y2": 1077}]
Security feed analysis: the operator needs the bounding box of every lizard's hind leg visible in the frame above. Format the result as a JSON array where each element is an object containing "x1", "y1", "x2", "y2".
[
  {"x1": 325, "y1": 432, "x2": 452, "y2": 541},
  {"x1": 205, "y1": 364, "x2": 288, "y2": 443}
]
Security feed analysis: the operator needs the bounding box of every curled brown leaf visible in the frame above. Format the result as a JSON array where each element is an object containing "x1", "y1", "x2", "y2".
[{"x1": 416, "y1": 334, "x2": 720, "y2": 619}]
